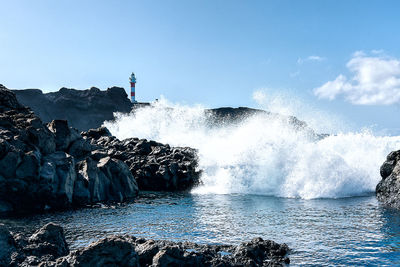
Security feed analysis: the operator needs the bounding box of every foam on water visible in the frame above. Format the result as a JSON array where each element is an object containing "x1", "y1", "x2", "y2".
[{"x1": 104, "y1": 97, "x2": 400, "y2": 199}]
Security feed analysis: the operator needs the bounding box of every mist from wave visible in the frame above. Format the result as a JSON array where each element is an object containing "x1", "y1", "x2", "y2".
[{"x1": 104, "y1": 95, "x2": 400, "y2": 199}]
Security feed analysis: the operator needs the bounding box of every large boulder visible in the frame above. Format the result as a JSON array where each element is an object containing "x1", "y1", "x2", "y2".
[
  {"x1": 233, "y1": 237, "x2": 290, "y2": 266},
  {"x1": 76, "y1": 156, "x2": 138, "y2": 203},
  {"x1": 48, "y1": 120, "x2": 81, "y2": 151},
  {"x1": 26, "y1": 223, "x2": 69, "y2": 259},
  {"x1": 97, "y1": 157, "x2": 139, "y2": 202},
  {"x1": 65, "y1": 236, "x2": 139, "y2": 267},
  {"x1": 41, "y1": 152, "x2": 77, "y2": 209},
  {"x1": 15, "y1": 150, "x2": 41, "y2": 180},
  {"x1": 376, "y1": 150, "x2": 400, "y2": 208},
  {"x1": 5, "y1": 223, "x2": 69, "y2": 266}
]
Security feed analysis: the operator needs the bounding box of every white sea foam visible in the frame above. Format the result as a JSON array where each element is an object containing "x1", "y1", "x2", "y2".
[{"x1": 104, "y1": 97, "x2": 400, "y2": 199}]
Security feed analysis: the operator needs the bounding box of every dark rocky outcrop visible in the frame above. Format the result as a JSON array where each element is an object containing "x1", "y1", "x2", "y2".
[
  {"x1": 2, "y1": 223, "x2": 69, "y2": 266},
  {"x1": 11, "y1": 85, "x2": 313, "y2": 136},
  {"x1": 0, "y1": 86, "x2": 139, "y2": 216},
  {"x1": 0, "y1": 86, "x2": 200, "y2": 216},
  {"x1": 82, "y1": 127, "x2": 201, "y2": 191},
  {"x1": 1, "y1": 223, "x2": 290, "y2": 266},
  {"x1": 376, "y1": 150, "x2": 400, "y2": 208},
  {"x1": 12, "y1": 86, "x2": 133, "y2": 131}
]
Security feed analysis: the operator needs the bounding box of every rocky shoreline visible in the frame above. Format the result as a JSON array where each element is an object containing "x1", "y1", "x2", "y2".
[
  {"x1": 0, "y1": 85, "x2": 200, "y2": 216},
  {"x1": 376, "y1": 150, "x2": 400, "y2": 208},
  {"x1": 0, "y1": 223, "x2": 290, "y2": 266}
]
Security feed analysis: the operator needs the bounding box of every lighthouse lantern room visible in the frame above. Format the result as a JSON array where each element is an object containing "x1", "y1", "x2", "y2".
[{"x1": 129, "y1": 72, "x2": 137, "y2": 103}]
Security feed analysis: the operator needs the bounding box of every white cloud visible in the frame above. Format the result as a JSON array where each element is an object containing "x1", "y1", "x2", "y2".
[
  {"x1": 297, "y1": 55, "x2": 326, "y2": 64},
  {"x1": 314, "y1": 51, "x2": 400, "y2": 105}
]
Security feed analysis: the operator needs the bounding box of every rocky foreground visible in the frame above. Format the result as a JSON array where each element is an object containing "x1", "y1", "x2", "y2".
[
  {"x1": 0, "y1": 223, "x2": 290, "y2": 266},
  {"x1": 376, "y1": 150, "x2": 400, "y2": 208},
  {"x1": 0, "y1": 85, "x2": 200, "y2": 216}
]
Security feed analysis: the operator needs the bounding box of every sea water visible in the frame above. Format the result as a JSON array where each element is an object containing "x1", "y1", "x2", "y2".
[
  {"x1": 105, "y1": 98, "x2": 400, "y2": 199},
  {"x1": 2, "y1": 192, "x2": 400, "y2": 265},
  {"x1": 4, "y1": 97, "x2": 400, "y2": 265}
]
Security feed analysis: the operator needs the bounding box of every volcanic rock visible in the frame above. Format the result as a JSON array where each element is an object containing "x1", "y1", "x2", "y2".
[
  {"x1": 12, "y1": 86, "x2": 133, "y2": 131},
  {"x1": 83, "y1": 127, "x2": 201, "y2": 191},
  {"x1": 65, "y1": 236, "x2": 139, "y2": 267},
  {"x1": 0, "y1": 85, "x2": 202, "y2": 216},
  {"x1": 0, "y1": 224, "x2": 17, "y2": 266},
  {"x1": 26, "y1": 223, "x2": 69, "y2": 259},
  {"x1": 0, "y1": 86, "x2": 139, "y2": 216},
  {"x1": 376, "y1": 150, "x2": 400, "y2": 208},
  {"x1": 3, "y1": 223, "x2": 290, "y2": 266}
]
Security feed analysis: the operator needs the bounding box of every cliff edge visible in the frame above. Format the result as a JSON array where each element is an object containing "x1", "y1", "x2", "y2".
[{"x1": 12, "y1": 87, "x2": 133, "y2": 131}]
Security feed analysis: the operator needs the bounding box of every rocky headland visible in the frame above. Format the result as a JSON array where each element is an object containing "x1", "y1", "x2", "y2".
[
  {"x1": 0, "y1": 223, "x2": 290, "y2": 266},
  {"x1": 12, "y1": 86, "x2": 134, "y2": 131},
  {"x1": 11, "y1": 86, "x2": 314, "y2": 136},
  {"x1": 0, "y1": 85, "x2": 200, "y2": 216},
  {"x1": 376, "y1": 150, "x2": 400, "y2": 208}
]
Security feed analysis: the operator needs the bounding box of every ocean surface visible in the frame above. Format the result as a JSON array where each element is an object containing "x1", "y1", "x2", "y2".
[
  {"x1": 4, "y1": 99, "x2": 400, "y2": 265},
  {"x1": 2, "y1": 192, "x2": 400, "y2": 266}
]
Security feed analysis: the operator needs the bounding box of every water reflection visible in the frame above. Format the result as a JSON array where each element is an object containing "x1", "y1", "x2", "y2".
[{"x1": 1, "y1": 193, "x2": 400, "y2": 265}]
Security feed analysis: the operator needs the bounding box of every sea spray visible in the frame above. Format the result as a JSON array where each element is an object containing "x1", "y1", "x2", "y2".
[{"x1": 104, "y1": 97, "x2": 400, "y2": 199}]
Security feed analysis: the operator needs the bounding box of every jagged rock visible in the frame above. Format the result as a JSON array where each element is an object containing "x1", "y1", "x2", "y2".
[
  {"x1": 97, "y1": 157, "x2": 139, "y2": 202},
  {"x1": 76, "y1": 156, "x2": 138, "y2": 203},
  {"x1": 15, "y1": 150, "x2": 41, "y2": 180},
  {"x1": 0, "y1": 86, "x2": 141, "y2": 216},
  {"x1": 4, "y1": 224, "x2": 290, "y2": 267},
  {"x1": 41, "y1": 152, "x2": 77, "y2": 208},
  {"x1": 152, "y1": 246, "x2": 186, "y2": 266},
  {"x1": 65, "y1": 236, "x2": 139, "y2": 267},
  {"x1": 84, "y1": 129, "x2": 201, "y2": 191},
  {"x1": 26, "y1": 124, "x2": 56, "y2": 155},
  {"x1": 233, "y1": 237, "x2": 290, "y2": 266},
  {"x1": 12, "y1": 87, "x2": 133, "y2": 131},
  {"x1": 67, "y1": 138, "x2": 94, "y2": 160},
  {"x1": 82, "y1": 126, "x2": 112, "y2": 140},
  {"x1": 0, "y1": 224, "x2": 16, "y2": 266},
  {"x1": 72, "y1": 173, "x2": 90, "y2": 205},
  {"x1": 48, "y1": 120, "x2": 81, "y2": 151},
  {"x1": 27, "y1": 223, "x2": 69, "y2": 259},
  {"x1": 376, "y1": 150, "x2": 400, "y2": 208},
  {"x1": 0, "y1": 87, "x2": 24, "y2": 111},
  {"x1": 0, "y1": 86, "x2": 202, "y2": 216},
  {"x1": 135, "y1": 239, "x2": 161, "y2": 266}
]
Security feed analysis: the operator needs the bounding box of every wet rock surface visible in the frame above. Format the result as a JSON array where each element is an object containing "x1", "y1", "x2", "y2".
[
  {"x1": 376, "y1": 150, "x2": 400, "y2": 208},
  {"x1": 0, "y1": 223, "x2": 290, "y2": 266},
  {"x1": 83, "y1": 127, "x2": 201, "y2": 191}
]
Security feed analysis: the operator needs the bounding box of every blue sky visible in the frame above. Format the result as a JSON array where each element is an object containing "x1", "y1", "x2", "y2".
[{"x1": 1, "y1": 0, "x2": 400, "y2": 134}]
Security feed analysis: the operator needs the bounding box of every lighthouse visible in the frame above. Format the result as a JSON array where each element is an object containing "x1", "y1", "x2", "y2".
[{"x1": 129, "y1": 72, "x2": 137, "y2": 103}]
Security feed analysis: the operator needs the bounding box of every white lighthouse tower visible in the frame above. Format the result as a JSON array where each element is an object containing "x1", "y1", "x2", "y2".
[{"x1": 129, "y1": 72, "x2": 137, "y2": 103}]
